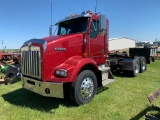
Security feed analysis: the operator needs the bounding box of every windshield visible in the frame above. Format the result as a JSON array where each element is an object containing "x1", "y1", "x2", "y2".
[{"x1": 57, "y1": 17, "x2": 88, "y2": 35}]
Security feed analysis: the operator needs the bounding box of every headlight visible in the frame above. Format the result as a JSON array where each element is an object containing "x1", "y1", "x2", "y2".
[{"x1": 55, "y1": 69, "x2": 67, "y2": 77}]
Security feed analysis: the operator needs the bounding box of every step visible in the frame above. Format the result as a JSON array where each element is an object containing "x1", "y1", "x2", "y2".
[
  {"x1": 98, "y1": 64, "x2": 110, "y2": 80},
  {"x1": 98, "y1": 64, "x2": 114, "y2": 86},
  {"x1": 98, "y1": 64, "x2": 110, "y2": 72},
  {"x1": 102, "y1": 79, "x2": 114, "y2": 86}
]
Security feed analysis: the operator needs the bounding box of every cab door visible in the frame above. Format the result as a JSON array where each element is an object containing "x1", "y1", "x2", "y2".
[{"x1": 89, "y1": 20, "x2": 106, "y2": 64}]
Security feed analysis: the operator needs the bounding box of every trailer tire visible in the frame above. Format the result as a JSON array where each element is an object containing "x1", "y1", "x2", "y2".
[
  {"x1": 131, "y1": 58, "x2": 140, "y2": 77},
  {"x1": 70, "y1": 70, "x2": 97, "y2": 105},
  {"x1": 151, "y1": 57, "x2": 155, "y2": 62},
  {"x1": 147, "y1": 59, "x2": 151, "y2": 64},
  {"x1": 139, "y1": 57, "x2": 146, "y2": 73}
]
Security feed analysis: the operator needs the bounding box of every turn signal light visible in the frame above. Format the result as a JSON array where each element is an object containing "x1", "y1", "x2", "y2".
[{"x1": 83, "y1": 53, "x2": 88, "y2": 58}]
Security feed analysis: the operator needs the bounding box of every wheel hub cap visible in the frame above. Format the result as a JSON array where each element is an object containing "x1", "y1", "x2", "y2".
[{"x1": 81, "y1": 77, "x2": 94, "y2": 99}]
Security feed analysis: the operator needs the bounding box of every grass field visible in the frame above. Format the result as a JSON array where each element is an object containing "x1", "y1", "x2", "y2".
[{"x1": 0, "y1": 60, "x2": 160, "y2": 120}]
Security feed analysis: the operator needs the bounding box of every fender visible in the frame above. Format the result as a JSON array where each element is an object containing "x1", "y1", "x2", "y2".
[
  {"x1": 120, "y1": 58, "x2": 134, "y2": 71},
  {"x1": 120, "y1": 57, "x2": 139, "y2": 71},
  {"x1": 55, "y1": 56, "x2": 98, "y2": 82}
]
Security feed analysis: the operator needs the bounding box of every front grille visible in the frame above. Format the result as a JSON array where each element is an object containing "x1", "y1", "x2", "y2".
[{"x1": 21, "y1": 46, "x2": 41, "y2": 79}]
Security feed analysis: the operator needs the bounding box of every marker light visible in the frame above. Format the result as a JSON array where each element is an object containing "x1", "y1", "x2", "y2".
[
  {"x1": 86, "y1": 10, "x2": 92, "y2": 14},
  {"x1": 67, "y1": 14, "x2": 77, "y2": 18}
]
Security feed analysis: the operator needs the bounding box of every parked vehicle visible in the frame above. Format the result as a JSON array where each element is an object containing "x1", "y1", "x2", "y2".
[
  {"x1": 129, "y1": 48, "x2": 156, "y2": 64},
  {"x1": 21, "y1": 11, "x2": 147, "y2": 105},
  {"x1": 0, "y1": 52, "x2": 13, "y2": 61}
]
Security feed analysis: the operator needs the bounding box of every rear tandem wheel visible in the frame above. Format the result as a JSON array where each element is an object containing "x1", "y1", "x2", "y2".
[
  {"x1": 131, "y1": 58, "x2": 140, "y2": 77},
  {"x1": 139, "y1": 57, "x2": 146, "y2": 73}
]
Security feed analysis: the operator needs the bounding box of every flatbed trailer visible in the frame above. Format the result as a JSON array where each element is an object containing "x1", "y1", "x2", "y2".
[{"x1": 129, "y1": 48, "x2": 157, "y2": 64}]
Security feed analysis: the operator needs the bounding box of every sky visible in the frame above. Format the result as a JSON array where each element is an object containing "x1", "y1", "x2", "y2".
[{"x1": 0, "y1": 0, "x2": 160, "y2": 49}]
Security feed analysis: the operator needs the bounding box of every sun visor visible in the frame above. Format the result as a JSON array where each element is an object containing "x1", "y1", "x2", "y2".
[{"x1": 55, "y1": 13, "x2": 91, "y2": 25}]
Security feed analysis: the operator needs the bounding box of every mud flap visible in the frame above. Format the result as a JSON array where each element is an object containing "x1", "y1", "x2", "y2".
[{"x1": 108, "y1": 69, "x2": 114, "y2": 79}]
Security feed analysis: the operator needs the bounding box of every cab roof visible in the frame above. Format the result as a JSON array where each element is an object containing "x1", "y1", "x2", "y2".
[{"x1": 55, "y1": 12, "x2": 91, "y2": 25}]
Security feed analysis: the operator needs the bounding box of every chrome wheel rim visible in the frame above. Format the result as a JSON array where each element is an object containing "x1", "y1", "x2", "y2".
[
  {"x1": 81, "y1": 77, "x2": 94, "y2": 99},
  {"x1": 135, "y1": 62, "x2": 139, "y2": 74},
  {"x1": 141, "y1": 60, "x2": 146, "y2": 70}
]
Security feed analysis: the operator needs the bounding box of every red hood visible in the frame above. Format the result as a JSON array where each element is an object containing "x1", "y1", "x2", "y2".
[{"x1": 42, "y1": 33, "x2": 83, "y2": 43}]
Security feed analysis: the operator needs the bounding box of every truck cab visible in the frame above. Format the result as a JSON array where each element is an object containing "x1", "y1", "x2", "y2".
[{"x1": 21, "y1": 11, "x2": 113, "y2": 105}]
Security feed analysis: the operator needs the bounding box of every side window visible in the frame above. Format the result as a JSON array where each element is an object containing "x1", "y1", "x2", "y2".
[
  {"x1": 60, "y1": 27, "x2": 67, "y2": 35},
  {"x1": 90, "y1": 20, "x2": 99, "y2": 38},
  {"x1": 59, "y1": 27, "x2": 71, "y2": 35},
  {"x1": 67, "y1": 28, "x2": 71, "y2": 34}
]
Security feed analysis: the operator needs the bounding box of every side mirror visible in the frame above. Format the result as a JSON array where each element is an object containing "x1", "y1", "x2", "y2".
[{"x1": 99, "y1": 14, "x2": 106, "y2": 31}]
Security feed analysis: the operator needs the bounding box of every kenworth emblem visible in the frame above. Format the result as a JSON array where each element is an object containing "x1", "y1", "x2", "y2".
[
  {"x1": 28, "y1": 42, "x2": 32, "y2": 47},
  {"x1": 28, "y1": 42, "x2": 32, "y2": 50},
  {"x1": 55, "y1": 48, "x2": 66, "y2": 51}
]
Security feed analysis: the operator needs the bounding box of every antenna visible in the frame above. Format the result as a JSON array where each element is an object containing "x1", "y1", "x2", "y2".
[
  {"x1": 2, "y1": 40, "x2": 3, "y2": 49},
  {"x1": 83, "y1": 0, "x2": 85, "y2": 12},
  {"x1": 95, "y1": 0, "x2": 97, "y2": 13},
  {"x1": 49, "y1": 2, "x2": 53, "y2": 36},
  {"x1": 51, "y1": 2, "x2": 52, "y2": 25}
]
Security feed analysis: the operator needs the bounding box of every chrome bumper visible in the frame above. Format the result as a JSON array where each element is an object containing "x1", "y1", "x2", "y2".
[{"x1": 22, "y1": 77, "x2": 64, "y2": 98}]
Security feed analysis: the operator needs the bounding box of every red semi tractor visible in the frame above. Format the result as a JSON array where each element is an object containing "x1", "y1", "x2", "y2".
[{"x1": 21, "y1": 11, "x2": 146, "y2": 105}]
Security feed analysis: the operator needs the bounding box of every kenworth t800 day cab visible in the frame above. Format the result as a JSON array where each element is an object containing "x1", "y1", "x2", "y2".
[{"x1": 21, "y1": 11, "x2": 146, "y2": 105}]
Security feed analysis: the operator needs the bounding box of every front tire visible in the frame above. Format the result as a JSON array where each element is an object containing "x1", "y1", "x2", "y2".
[{"x1": 70, "y1": 70, "x2": 97, "y2": 105}]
